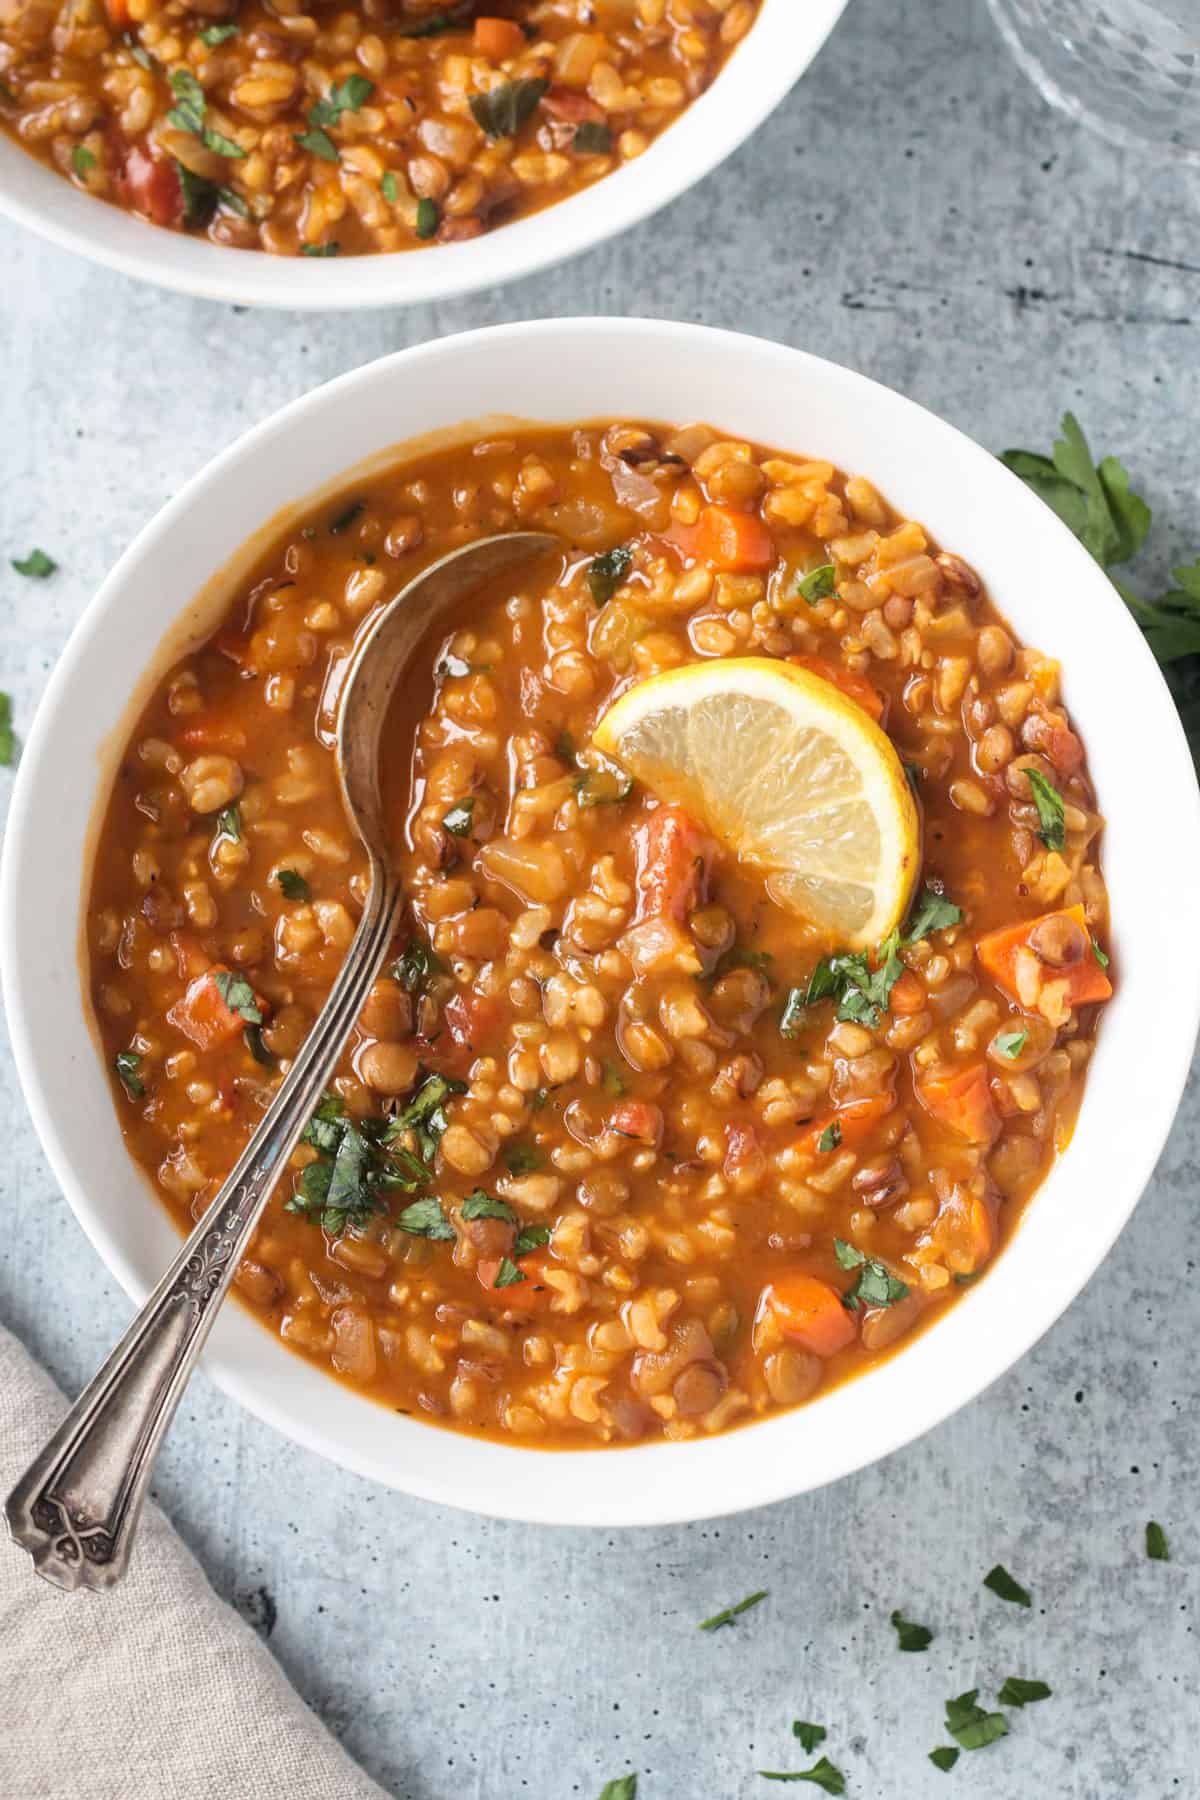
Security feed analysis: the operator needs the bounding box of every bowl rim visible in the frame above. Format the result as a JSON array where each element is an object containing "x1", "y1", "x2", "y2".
[
  {"x1": 0, "y1": 0, "x2": 850, "y2": 310},
  {"x1": 5, "y1": 315, "x2": 1200, "y2": 1526}
]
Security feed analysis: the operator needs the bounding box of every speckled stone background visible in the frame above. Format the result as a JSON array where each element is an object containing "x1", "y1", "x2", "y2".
[{"x1": 2, "y1": 0, "x2": 1198, "y2": 1794}]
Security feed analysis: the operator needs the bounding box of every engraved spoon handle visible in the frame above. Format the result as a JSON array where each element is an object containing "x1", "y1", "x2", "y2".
[{"x1": 5, "y1": 860, "x2": 402, "y2": 1593}]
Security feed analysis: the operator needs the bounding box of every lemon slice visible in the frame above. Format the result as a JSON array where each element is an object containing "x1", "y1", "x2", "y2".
[{"x1": 592, "y1": 656, "x2": 919, "y2": 947}]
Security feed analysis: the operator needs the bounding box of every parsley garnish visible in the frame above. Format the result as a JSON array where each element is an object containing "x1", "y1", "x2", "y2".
[
  {"x1": 504, "y1": 1145, "x2": 542, "y2": 1176},
  {"x1": 805, "y1": 933, "x2": 904, "y2": 1029},
  {"x1": 514, "y1": 1224, "x2": 551, "y2": 1255},
  {"x1": 121, "y1": 30, "x2": 157, "y2": 70},
  {"x1": 115, "y1": 1050, "x2": 145, "y2": 1098},
  {"x1": 904, "y1": 888, "x2": 963, "y2": 942},
  {"x1": 816, "y1": 1120, "x2": 841, "y2": 1153},
  {"x1": 890, "y1": 1609, "x2": 933, "y2": 1651},
  {"x1": 215, "y1": 802, "x2": 241, "y2": 842},
  {"x1": 757, "y1": 1760, "x2": 845, "y2": 1792},
  {"x1": 602, "y1": 1061, "x2": 627, "y2": 1098},
  {"x1": 588, "y1": 544, "x2": 633, "y2": 606},
  {"x1": 310, "y1": 73, "x2": 374, "y2": 127},
  {"x1": 213, "y1": 970, "x2": 261, "y2": 1024},
  {"x1": 1091, "y1": 935, "x2": 1110, "y2": 970},
  {"x1": 699, "y1": 1589, "x2": 768, "y2": 1631},
  {"x1": 11, "y1": 547, "x2": 56, "y2": 578},
  {"x1": 792, "y1": 1724, "x2": 826, "y2": 1754},
  {"x1": 994, "y1": 1028, "x2": 1028, "y2": 1060},
  {"x1": 461, "y1": 1190, "x2": 517, "y2": 1224},
  {"x1": 574, "y1": 766, "x2": 634, "y2": 807},
  {"x1": 597, "y1": 1780, "x2": 637, "y2": 1800},
  {"x1": 381, "y1": 170, "x2": 398, "y2": 203},
  {"x1": 834, "y1": 1238, "x2": 908, "y2": 1312},
  {"x1": 277, "y1": 867, "x2": 310, "y2": 901},
  {"x1": 71, "y1": 145, "x2": 96, "y2": 176},
  {"x1": 442, "y1": 798, "x2": 474, "y2": 836},
  {"x1": 415, "y1": 196, "x2": 439, "y2": 238},
  {"x1": 469, "y1": 76, "x2": 548, "y2": 139},
  {"x1": 573, "y1": 121, "x2": 612, "y2": 153},
  {"x1": 944, "y1": 1690, "x2": 1008, "y2": 1752},
  {"x1": 982, "y1": 1564, "x2": 1031, "y2": 1606},
  {"x1": 796, "y1": 564, "x2": 836, "y2": 604},
  {"x1": 384, "y1": 1068, "x2": 467, "y2": 1165},
  {"x1": 493, "y1": 1255, "x2": 525, "y2": 1287},
  {"x1": 301, "y1": 242, "x2": 340, "y2": 257},
  {"x1": 1146, "y1": 1520, "x2": 1169, "y2": 1561},
  {"x1": 400, "y1": 7, "x2": 470, "y2": 36},
  {"x1": 167, "y1": 69, "x2": 246, "y2": 160},
  {"x1": 996, "y1": 1677, "x2": 1051, "y2": 1707},
  {"x1": 779, "y1": 988, "x2": 809, "y2": 1040},
  {"x1": 390, "y1": 939, "x2": 443, "y2": 993},
  {"x1": 0, "y1": 693, "x2": 14, "y2": 766},
  {"x1": 295, "y1": 126, "x2": 338, "y2": 161},
  {"x1": 1025, "y1": 767, "x2": 1066, "y2": 851},
  {"x1": 199, "y1": 22, "x2": 239, "y2": 44},
  {"x1": 928, "y1": 1748, "x2": 959, "y2": 1773},
  {"x1": 396, "y1": 1196, "x2": 456, "y2": 1240}
]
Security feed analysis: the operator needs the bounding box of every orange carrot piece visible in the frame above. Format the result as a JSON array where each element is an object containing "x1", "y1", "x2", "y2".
[
  {"x1": 167, "y1": 965, "x2": 260, "y2": 1052},
  {"x1": 477, "y1": 1251, "x2": 551, "y2": 1310},
  {"x1": 789, "y1": 654, "x2": 885, "y2": 723},
  {"x1": 474, "y1": 16, "x2": 526, "y2": 57},
  {"x1": 917, "y1": 1062, "x2": 999, "y2": 1145},
  {"x1": 798, "y1": 1093, "x2": 894, "y2": 1158},
  {"x1": 633, "y1": 803, "x2": 712, "y2": 923},
  {"x1": 692, "y1": 504, "x2": 776, "y2": 572},
  {"x1": 764, "y1": 1273, "x2": 857, "y2": 1358},
  {"x1": 888, "y1": 969, "x2": 926, "y2": 1015},
  {"x1": 976, "y1": 903, "x2": 1112, "y2": 1008}
]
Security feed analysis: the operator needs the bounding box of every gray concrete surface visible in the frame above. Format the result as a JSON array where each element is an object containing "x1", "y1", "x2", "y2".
[{"x1": 2, "y1": 0, "x2": 1198, "y2": 1794}]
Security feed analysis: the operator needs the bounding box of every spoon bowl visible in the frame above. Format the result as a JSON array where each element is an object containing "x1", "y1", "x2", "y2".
[{"x1": 4, "y1": 530, "x2": 557, "y2": 1593}]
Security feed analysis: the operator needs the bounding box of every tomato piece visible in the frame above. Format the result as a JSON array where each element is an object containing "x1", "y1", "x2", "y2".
[
  {"x1": 610, "y1": 1100, "x2": 663, "y2": 1146},
  {"x1": 789, "y1": 654, "x2": 886, "y2": 723},
  {"x1": 119, "y1": 145, "x2": 183, "y2": 229},
  {"x1": 762, "y1": 1274, "x2": 857, "y2": 1358},
  {"x1": 691, "y1": 503, "x2": 776, "y2": 572},
  {"x1": 477, "y1": 1250, "x2": 552, "y2": 1310},
  {"x1": 633, "y1": 803, "x2": 712, "y2": 924},
  {"x1": 444, "y1": 991, "x2": 502, "y2": 1056},
  {"x1": 167, "y1": 965, "x2": 263, "y2": 1052}
]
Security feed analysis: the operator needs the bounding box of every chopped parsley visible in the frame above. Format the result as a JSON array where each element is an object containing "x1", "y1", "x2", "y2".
[
  {"x1": 199, "y1": 22, "x2": 239, "y2": 44},
  {"x1": 792, "y1": 1724, "x2": 826, "y2": 1754},
  {"x1": 816, "y1": 1120, "x2": 842, "y2": 1154},
  {"x1": 779, "y1": 988, "x2": 809, "y2": 1040},
  {"x1": 277, "y1": 867, "x2": 310, "y2": 902},
  {"x1": 573, "y1": 121, "x2": 612, "y2": 153},
  {"x1": 492, "y1": 1255, "x2": 525, "y2": 1287},
  {"x1": 115, "y1": 1050, "x2": 145, "y2": 1099},
  {"x1": 514, "y1": 1223, "x2": 551, "y2": 1255},
  {"x1": 442, "y1": 798, "x2": 475, "y2": 836},
  {"x1": 504, "y1": 1145, "x2": 542, "y2": 1176},
  {"x1": 381, "y1": 170, "x2": 398, "y2": 203},
  {"x1": 795, "y1": 563, "x2": 836, "y2": 604},
  {"x1": 213, "y1": 970, "x2": 261, "y2": 1025},
  {"x1": 757, "y1": 1760, "x2": 845, "y2": 1792},
  {"x1": 0, "y1": 693, "x2": 14, "y2": 766},
  {"x1": 214, "y1": 802, "x2": 241, "y2": 843},
  {"x1": 890, "y1": 1609, "x2": 933, "y2": 1651},
  {"x1": 1146, "y1": 1520, "x2": 1169, "y2": 1561},
  {"x1": 167, "y1": 69, "x2": 246, "y2": 160},
  {"x1": 602, "y1": 1061, "x2": 627, "y2": 1098},
  {"x1": 928, "y1": 1748, "x2": 959, "y2": 1773},
  {"x1": 588, "y1": 544, "x2": 634, "y2": 606},
  {"x1": 390, "y1": 939, "x2": 444, "y2": 993},
  {"x1": 806, "y1": 934, "x2": 904, "y2": 1029},
  {"x1": 469, "y1": 76, "x2": 548, "y2": 139},
  {"x1": 290, "y1": 1088, "x2": 448, "y2": 1236},
  {"x1": 415, "y1": 196, "x2": 439, "y2": 238},
  {"x1": 71, "y1": 145, "x2": 96, "y2": 177},
  {"x1": 699, "y1": 1589, "x2": 768, "y2": 1631},
  {"x1": 994, "y1": 1028, "x2": 1028, "y2": 1060},
  {"x1": 944, "y1": 1690, "x2": 1008, "y2": 1752},
  {"x1": 295, "y1": 126, "x2": 339, "y2": 161},
  {"x1": 301, "y1": 242, "x2": 340, "y2": 256},
  {"x1": 461, "y1": 1190, "x2": 517, "y2": 1224},
  {"x1": 400, "y1": 7, "x2": 470, "y2": 36},
  {"x1": 996, "y1": 1677, "x2": 1051, "y2": 1707},
  {"x1": 1091, "y1": 935, "x2": 1110, "y2": 969},
  {"x1": 834, "y1": 1238, "x2": 908, "y2": 1312},
  {"x1": 11, "y1": 547, "x2": 56, "y2": 578},
  {"x1": 122, "y1": 30, "x2": 157, "y2": 70},
  {"x1": 982, "y1": 1563, "x2": 1031, "y2": 1607},
  {"x1": 396, "y1": 1196, "x2": 456, "y2": 1240},
  {"x1": 384, "y1": 1068, "x2": 467, "y2": 1165},
  {"x1": 309, "y1": 73, "x2": 373, "y2": 127},
  {"x1": 574, "y1": 766, "x2": 634, "y2": 807},
  {"x1": 1025, "y1": 767, "x2": 1066, "y2": 852},
  {"x1": 904, "y1": 887, "x2": 963, "y2": 942}
]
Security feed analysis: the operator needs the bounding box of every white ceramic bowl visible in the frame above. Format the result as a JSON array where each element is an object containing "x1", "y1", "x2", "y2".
[
  {"x1": 0, "y1": 0, "x2": 848, "y2": 309},
  {"x1": 5, "y1": 318, "x2": 1199, "y2": 1525}
]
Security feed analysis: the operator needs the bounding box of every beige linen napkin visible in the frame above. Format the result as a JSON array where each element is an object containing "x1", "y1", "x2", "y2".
[{"x1": 0, "y1": 1320, "x2": 389, "y2": 1800}]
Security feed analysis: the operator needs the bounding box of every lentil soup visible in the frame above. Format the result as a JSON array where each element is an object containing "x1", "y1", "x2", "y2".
[
  {"x1": 0, "y1": 0, "x2": 759, "y2": 257},
  {"x1": 86, "y1": 419, "x2": 1113, "y2": 1447}
]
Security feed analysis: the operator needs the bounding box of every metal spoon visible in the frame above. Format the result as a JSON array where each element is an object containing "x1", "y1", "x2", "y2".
[{"x1": 6, "y1": 530, "x2": 558, "y2": 1592}]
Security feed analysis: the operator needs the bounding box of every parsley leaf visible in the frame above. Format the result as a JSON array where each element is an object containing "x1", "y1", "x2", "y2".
[
  {"x1": 199, "y1": 22, "x2": 239, "y2": 44},
  {"x1": 597, "y1": 1780, "x2": 637, "y2": 1800},
  {"x1": 983, "y1": 1564, "x2": 1031, "y2": 1606},
  {"x1": 1025, "y1": 767, "x2": 1066, "y2": 851},
  {"x1": 588, "y1": 544, "x2": 634, "y2": 606},
  {"x1": 469, "y1": 76, "x2": 548, "y2": 138},
  {"x1": 796, "y1": 564, "x2": 836, "y2": 603},
  {"x1": 699, "y1": 1589, "x2": 768, "y2": 1631},
  {"x1": 890, "y1": 1609, "x2": 933, "y2": 1651},
  {"x1": 115, "y1": 1050, "x2": 145, "y2": 1098},
  {"x1": 390, "y1": 939, "x2": 443, "y2": 993},
  {"x1": 493, "y1": 1255, "x2": 525, "y2": 1287},
  {"x1": 213, "y1": 970, "x2": 261, "y2": 1024},
  {"x1": 277, "y1": 867, "x2": 310, "y2": 901},
  {"x1": 904, "y1": 888, "x2": 963, "y2": 942},
  {"x1": 309, "y1": 73, "x2": 373, "y2": 127},
  {"x1": 513, "y1": 1224, "x2": 550, "y2": 1255},
  {"x1": 817, "y1": 1120, "x2": 841, "y2": 1153},
  {"x1": 215, "y1": 802, "x2": 241, "y2": 842},
  {"x1": 779, "y1": 988, "x2": 810, "y2": 1040},
  {"x1": 1091, "y1": 935, "x2": 1110, "y2": 969},
  {"x1": 994, "y1": 1028, "x2": 1028, "y2": 1059},
  {"x1": 167, "y1": 68, "x2": 246, "y2": 159},
  {"x1": 573, "y1": 120, "x2": 612, "y2": 153},
  {"x1": 442, "y1": 798, "x2": 475, "y2": 836},
  {"x1": 835, "y1": 1238, "x2": 909, "y2": 1311},
  {"x1": 574, "y1": 766, "x2": 634, "y2": 807},
  {"x1": 0, "y1": 693, "x2": 14, "y2": 766},
  {"x1": 400, "y1": 7, "x2": 471, "y2": 37},
  {"x1": 944, "y1": 1690, "x2": 1008, "y2": 1752},
  {"x1": 394, "y1": 1196, "x2": 455, "y2": 1239},
  {"x1": 301, "y1": 241, "x2": 340, "y2": 257},
  {"x1": 11, "y1": 547, "x2": 56, "y2": 578},
  {"x1": 415, "y1": 196, "x2": 439, "y2": 238},
  {"x1": 805, "y1": 935, "x2": 905, "y2": 1029},
  {"x1": 504, "y1": 1144, "x2": 542, "y2": 1176},
  {"x1": 1146, "y1": 1520, "x2": 1169, "y2": 1561},
  {"x1": 72, "y1": 145, "x2": 96, "y2": 176},
  {"x1": 296, "y1": 126, "x2": 339, "y2": 161},
  {"x1": 928, "y1": 1747, "x2": 959, "y2": 1773},
  {"x1": 385, "y1": 1068, "x2": 467, "y2": 1165},
  {"x1": 381, "y1": 170, "x2": 398, "y2": 203},
  {"x1": 461, "y1": 1190, "x2": 517, "y2": 1224},
  {"x1": 792, "y1": 1724, "x2": 826, "y2": 1754},
  {"x1": 997, "y1": 1677, "x2": 1051, "y2": 1707},
  {"x1": 757, "y1": 1759, "x2": 845, "y2": 1792}
]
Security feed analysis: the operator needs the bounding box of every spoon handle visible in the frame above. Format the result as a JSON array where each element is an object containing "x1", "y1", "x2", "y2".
[{"x1": 5, "y1": 862, "x2": 402, "y2": 1593}]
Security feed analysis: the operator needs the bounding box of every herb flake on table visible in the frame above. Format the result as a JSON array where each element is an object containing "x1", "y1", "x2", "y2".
[
  {"x1": 11, "y1": 547, "x2": 56, "y2": 577},
  {"x1": 1025, "y1": 768, "x2": 1065, "y2": 852},
  {"x1": 277, "y1": 867, "x2": 310, "y2": 901},
  {"x1": 983, "y1": 1563, "x2": 1031, "y2": 1606},
  {"x1": 944, "y1": 1690, "x2": 1008, "y2": 1752},
  {"x1": 996, "y1": 1676, "x2": 1052, "y2": 1707},
  {"x1": 796, "y1": 563, "x2": 836, "y2": 604},
  {"x1": 890, "y1": 1609, "x2": 933, "y2": 1651},
  {"x1": 928, "y1": 1747, "x2": 959, "y2": 1773},
  {"x1": 792, "y1": 1724, "x2": 826, "y2": 1754},
  {"x1": 757, "y1": 1758, "x2": 845, "y2": 1792},
  {"x1": 835, "y1": 1238, "x2": 908, "y2": 1311},
  {"x1": 0, "y1": 693, "x2": 14, "y2": 766},
  {"x1": 1146, "y1": 1520, "x2": 1169, "y2": 1561},
  {"x1": 699, "y1": 1589, "x2": 768, "y2": 1631},
  {"x1": 588, "y1": 543, "x2": 633, "y2": 606},
  {"x1": 469, "y1": 76, "x2": 548, "y2": 138},
  {"x1": 597, "y1": 1778, "x2": 637, "y2": 1800},
  {"x1": 115, "y1": 1050, "x2": 145, "y2": 1098}
]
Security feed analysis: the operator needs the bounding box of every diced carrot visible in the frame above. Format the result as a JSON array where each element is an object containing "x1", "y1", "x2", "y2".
[
  {"x1": 167, "y1": 964, "x2": 264, "y2": 1052},
  {"x1": 691, "y1": 504, "x2": 776, "y2": 572},
  {"x1": 789, "y1": 654, "x2": 885, "y2": 723},
  {"x1": 889, "y1": 970, "x2": 926, "y2": 1015},
  {"x1": 763, "y1": 1273, "x2": 857, "y2": 1358},
  {"x1": 176, "y1": 716, "x2": 249, "y2": 755},
  {"x1": 917, "y1": 1063, "x2": 999, "y2": 1145},
  {"x1": 478, "y1": 1250, "x2": 551, "y2": 1310},
  {"x1": 976, "y1": 903, "x2": 1112, "y2": 1009},
  {"x1": 610, "y1": 1100, "x2": 663, "y2": 1146},
  {"x1": 633, "y1": 803, "x2": 712, "y2": 924},
  {"x1": 118, "y1": 145, "x2": 183, "y2": 229},
  {"x1": 798, "y1": 1092, "x2": 894, "y2": 1158},
  {"x1": 474, "y1": 16, "x2": 526, "y2": 57}
]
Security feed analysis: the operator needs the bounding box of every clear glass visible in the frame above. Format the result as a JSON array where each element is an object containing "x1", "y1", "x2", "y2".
[{"x1": 986, "y1": 0, "x2": 1200, "y2": 163}]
